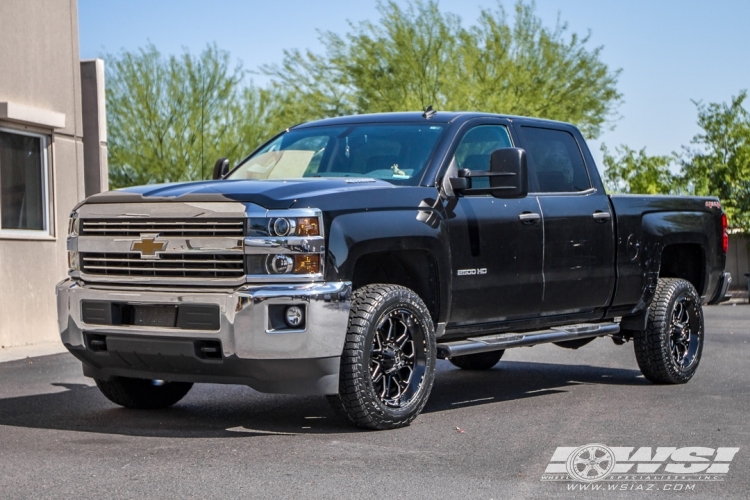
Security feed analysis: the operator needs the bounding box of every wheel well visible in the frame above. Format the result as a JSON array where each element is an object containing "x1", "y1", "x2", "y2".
[
  {"x1": 659, "y1": 244, "x2": 705, "y2": 294},
  {"x1": 351, "y1": 250, "x2": 440, "y2": 322}
]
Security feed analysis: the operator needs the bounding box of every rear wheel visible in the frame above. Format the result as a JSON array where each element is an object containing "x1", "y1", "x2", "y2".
[
  {"x1": 449, "y1": 350, "x2": 504, "y2": 370},
  {"x1": 634, "y1": 278, "x2": 704, "y2": 384},
  {"x1": 95, "y1": 377, "x2": 193, "y2": 409},
  {"x1": 330, "y1": 284, "x2": 436, "y2": 430}
]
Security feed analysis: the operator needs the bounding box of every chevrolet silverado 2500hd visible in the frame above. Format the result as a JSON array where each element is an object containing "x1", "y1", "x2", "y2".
[{"x1": 57, "y1": 111, "x2": 731, "y2": 429}]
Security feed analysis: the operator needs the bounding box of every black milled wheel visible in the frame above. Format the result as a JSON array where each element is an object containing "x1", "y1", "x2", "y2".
[
  {"x1": 95, "y1": 377, "x2": 193, "y2": 409},
  {"x1": 449, "y1": 350, "x2": 504, "y2": 370},
  {"x1": 328, "y1": 284, "x2": 436, "y2": 430},
  {"x1": 634, "y1": 278, "x2": 704, "y2": 384}
]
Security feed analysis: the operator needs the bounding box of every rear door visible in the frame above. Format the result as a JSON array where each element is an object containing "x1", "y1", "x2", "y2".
[
  {"x1": 445, "y1": 121, "x2": 544, "y2": 325},
  {"x1": 518, "y1": 125, "x2": 615, "y2": 316}
]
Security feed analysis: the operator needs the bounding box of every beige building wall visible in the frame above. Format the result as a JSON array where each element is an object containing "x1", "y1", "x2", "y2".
[{"x1": 0, "y1": 0, "x2": 101, "y2": 348}]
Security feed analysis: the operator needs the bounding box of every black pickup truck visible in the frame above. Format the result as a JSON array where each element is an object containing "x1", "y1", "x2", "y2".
[{"x1": 57, "y1": 111, "x2": 731, "y2": 429}]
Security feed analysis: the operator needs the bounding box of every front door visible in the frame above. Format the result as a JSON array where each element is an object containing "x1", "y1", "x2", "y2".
[{"x1": 445, "y1": 123, "x2": 544, "y2": 326}]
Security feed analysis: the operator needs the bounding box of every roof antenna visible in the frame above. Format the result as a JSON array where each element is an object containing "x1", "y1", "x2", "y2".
[{"x1": 422, "y1": 105, "x2": 436, "y2": 119}]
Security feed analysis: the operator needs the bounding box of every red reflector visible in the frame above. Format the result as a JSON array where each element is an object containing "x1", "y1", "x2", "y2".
[{"x1": 721, "y1": 213, "x2": 728, "y2": 253}]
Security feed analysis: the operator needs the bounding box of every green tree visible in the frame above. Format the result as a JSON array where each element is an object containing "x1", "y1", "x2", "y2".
[
  {"x1": 680, "y1": 91, "x2": 750, "y2": 229},
  {"x1": 262, "y1": 0, "x2": 621, "y2": 139},
  {"x1": 601, "y1": 144, "x2": 679, "y2": 194},
  {"x1": 106, "y1": 44, "x2": 285, "y2": 188}
]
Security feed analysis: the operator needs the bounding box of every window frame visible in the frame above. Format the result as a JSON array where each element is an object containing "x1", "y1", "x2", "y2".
[
  {"x1": 0, "y1": 126, "x2": 53, "y2": 240},
  {"x1": 519, "y1": 125, "x2": 595, "y2": 196}
]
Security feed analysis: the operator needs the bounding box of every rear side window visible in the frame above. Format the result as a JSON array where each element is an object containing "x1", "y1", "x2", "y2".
[{"x1": 520, "y1": 127, "x2": 590, "y2": 193}]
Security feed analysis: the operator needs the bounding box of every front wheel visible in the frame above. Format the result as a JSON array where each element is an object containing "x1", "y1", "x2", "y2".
[
  {"x1": 95, "y1": 377, "x2": 193, "y2": 409},
  {"x1": 634, "y1": 278, "x2": 704, "y2": 384},
  {"x1": 331, "y1": 284, "x2": 436, "y2": 430}
]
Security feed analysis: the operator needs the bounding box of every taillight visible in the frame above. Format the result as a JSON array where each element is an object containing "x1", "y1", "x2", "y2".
[{"x1": 721, "y1": 213, "x2": 728, "y2": 253}]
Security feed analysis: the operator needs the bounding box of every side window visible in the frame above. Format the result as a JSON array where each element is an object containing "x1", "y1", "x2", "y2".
[
  {"x1": 0, "y1": 129, "x2": 50, "y2": 234},
  {"x1": 520, "y1": 127, "x2": 590, "y2": 193},
  {"x1": 454, "y1": 125, "x2": 512, "y2": 188}
]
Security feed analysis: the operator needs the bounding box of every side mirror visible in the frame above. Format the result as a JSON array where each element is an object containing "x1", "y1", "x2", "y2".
[
  {"x1": 448, "y1": 148, "x2": 528, "y2": 198},
  {"x1": 488, "y1": 147, "x2": 528, "y2": 198},
  {"x1": 212, "y1": 158, "x2": 230, "y2": 180}
]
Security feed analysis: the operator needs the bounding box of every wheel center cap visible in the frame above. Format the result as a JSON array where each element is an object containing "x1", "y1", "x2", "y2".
[{"x1": 381, "y1": 346, "x2": 403, "y2": 373}]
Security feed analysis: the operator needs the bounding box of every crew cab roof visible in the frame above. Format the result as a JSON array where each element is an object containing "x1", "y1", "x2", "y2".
[{"x1": 293, "y1": 111, "x2": 572, "y2": 129}]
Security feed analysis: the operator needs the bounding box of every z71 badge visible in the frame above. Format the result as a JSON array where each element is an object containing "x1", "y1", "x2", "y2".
[
  {"x1": 705, "y1": 201, "x2": 721, "y2": 209},
  {"x1": 457, "y1": 268, "x2": 487, "y2": 276}
]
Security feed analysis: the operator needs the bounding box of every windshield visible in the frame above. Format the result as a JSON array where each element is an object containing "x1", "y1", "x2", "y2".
[{"x1": 228, "y1": 123, "x2": 445, "y2": 185}]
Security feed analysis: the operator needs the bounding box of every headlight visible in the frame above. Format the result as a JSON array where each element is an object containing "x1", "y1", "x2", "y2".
[
  {"x1": 263, "y1": 254, "x2": 321, "y2": 275},
  {"x1": 67, "y1": 215, "x2": 79, "y2": 236},
  {"x1": 68, "y1": 251, "x2": 80, "y2": 272},
  {"x1": 266, "y1": 254, "x2": 294, "y2": 274},
  {"x1": 67, "y1": 212, "x2": 80, "y2": 273},
  {"x1": 267, "y1": 217, "x2": 320, "y2": 237},
  {"x1": 246, "y1": 210, "x2": 324, "y2": 279}
]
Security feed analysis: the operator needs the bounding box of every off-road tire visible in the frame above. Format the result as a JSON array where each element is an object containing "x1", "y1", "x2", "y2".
[
  {"x1": 95, "y1": 377, "x2": 193, "y2": 409},
  {"x1": 329, "y1": 284, "x2": 436, "y2": 430},
  {"x1": 448, "y1": 350, "x2": 504, "y2": 370},
  {"x1": 634, "y1": 278, "x2": 704, "y2": 384}
]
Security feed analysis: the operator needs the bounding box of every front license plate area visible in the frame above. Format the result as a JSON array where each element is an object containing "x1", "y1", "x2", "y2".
[{"x1": 133, "y1": 305, "x2": 178, "y2": 328}]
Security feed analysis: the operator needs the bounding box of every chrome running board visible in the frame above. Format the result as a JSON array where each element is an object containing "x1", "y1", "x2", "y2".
[{"x1": 436, "y1": 323, "x2": 620, "y2": 359}]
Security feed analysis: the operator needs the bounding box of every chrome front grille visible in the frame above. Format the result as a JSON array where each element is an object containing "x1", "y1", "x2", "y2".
[
  {"x1": 80, "y1": 219, "x2": 245, "y2": 237},
  {"x1": 81, "y1": 253, "x2": 245, "y2": 279}
]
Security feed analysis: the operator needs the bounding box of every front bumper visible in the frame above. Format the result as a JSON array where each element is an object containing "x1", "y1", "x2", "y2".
[{"x1": 56, "y1": 279, "x2": 352, "y2": 395}]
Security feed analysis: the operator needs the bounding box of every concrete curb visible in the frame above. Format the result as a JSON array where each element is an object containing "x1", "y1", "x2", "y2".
[{"x1": 0, "y1": 341, "x2": 68, "y2": 363}]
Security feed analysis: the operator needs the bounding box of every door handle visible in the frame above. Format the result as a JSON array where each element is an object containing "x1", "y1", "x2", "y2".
[
  {"x1": 593, "y1": 211, "x2": 611, "y2": 223},
  {"x1": 519, "y1": 212, "x2": 541, "y2": 224}
]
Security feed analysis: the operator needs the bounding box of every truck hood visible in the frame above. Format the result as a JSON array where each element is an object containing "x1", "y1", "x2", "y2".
[{"x1": 82, "y1": 178, "x2": 399, "y2": 210}]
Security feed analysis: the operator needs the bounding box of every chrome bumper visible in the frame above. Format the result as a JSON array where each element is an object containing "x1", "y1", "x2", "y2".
[{"x1": 56, "y1": 279, "x2": 352, "y2": 394}]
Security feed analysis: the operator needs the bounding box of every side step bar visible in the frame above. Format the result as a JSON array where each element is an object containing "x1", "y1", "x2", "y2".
[{"x1": 436, "y1": 323, "x2": 620, "y2": 359}]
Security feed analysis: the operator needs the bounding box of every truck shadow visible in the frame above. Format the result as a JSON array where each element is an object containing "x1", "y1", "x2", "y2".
[{"x1": 0, "y1": 360, "x2": 646, "y2": 438}]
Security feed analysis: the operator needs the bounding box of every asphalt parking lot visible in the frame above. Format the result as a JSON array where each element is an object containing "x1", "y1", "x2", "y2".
[{"x1": 0, "y1": 305, "x2": 748, "y2": 499}]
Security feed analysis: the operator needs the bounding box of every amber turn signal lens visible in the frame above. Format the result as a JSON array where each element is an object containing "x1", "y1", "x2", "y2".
[
  {"x1": 293, "y1": 254, "x2": 320, "y2": 274},
  {"x1": 296, "y1": 217, "x2": 320, "y2": 236}
]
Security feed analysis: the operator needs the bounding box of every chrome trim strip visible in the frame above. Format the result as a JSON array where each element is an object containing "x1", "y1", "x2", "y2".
[
  {"x1": 76, "y1": 236, "x2": 244, "y2": 254},
  {"x1": 77, "y1": 202, "x2": 260, "y2": 218},
  {"x1": 266, "y1": 208, "x2": 323, "y2": 219},
  {"x1": 244, "y1": 274, "x2": 324, "y2": 283},
  {"x1": 244, "y1": 236, "x2": 324, "y2": 254},
  {"x1": 82, "y1": 256, "x2": 243, "y2": 265},
  {"x1": 71, "y1": 274, "x2": 249, "y2": 286},
  {"x1": 532, "y1": 187, "x2": 598, "y2": 196}
]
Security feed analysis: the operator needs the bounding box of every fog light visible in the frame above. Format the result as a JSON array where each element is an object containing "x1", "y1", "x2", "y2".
[
  {"x1": 285, "y1": 306, "x2": 304, "y2": 327},
  {"x1": 266, "y1": 254, "x2": 294, "y2": 274}
]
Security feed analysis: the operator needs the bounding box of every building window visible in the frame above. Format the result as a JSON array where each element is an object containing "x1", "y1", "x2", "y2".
[{"x1": 0, "y1": 128, "x2": 50, "y2": 235}]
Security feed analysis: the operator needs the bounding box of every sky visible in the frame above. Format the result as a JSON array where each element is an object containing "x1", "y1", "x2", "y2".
[{"x1": 78, "y1": 0, "x2": 750, "y2": 173}]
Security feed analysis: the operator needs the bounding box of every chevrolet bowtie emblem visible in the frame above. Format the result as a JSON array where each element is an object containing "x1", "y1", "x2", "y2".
[{"x1": 131, "y1": 234, "x2": 167, "y2": 259}]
